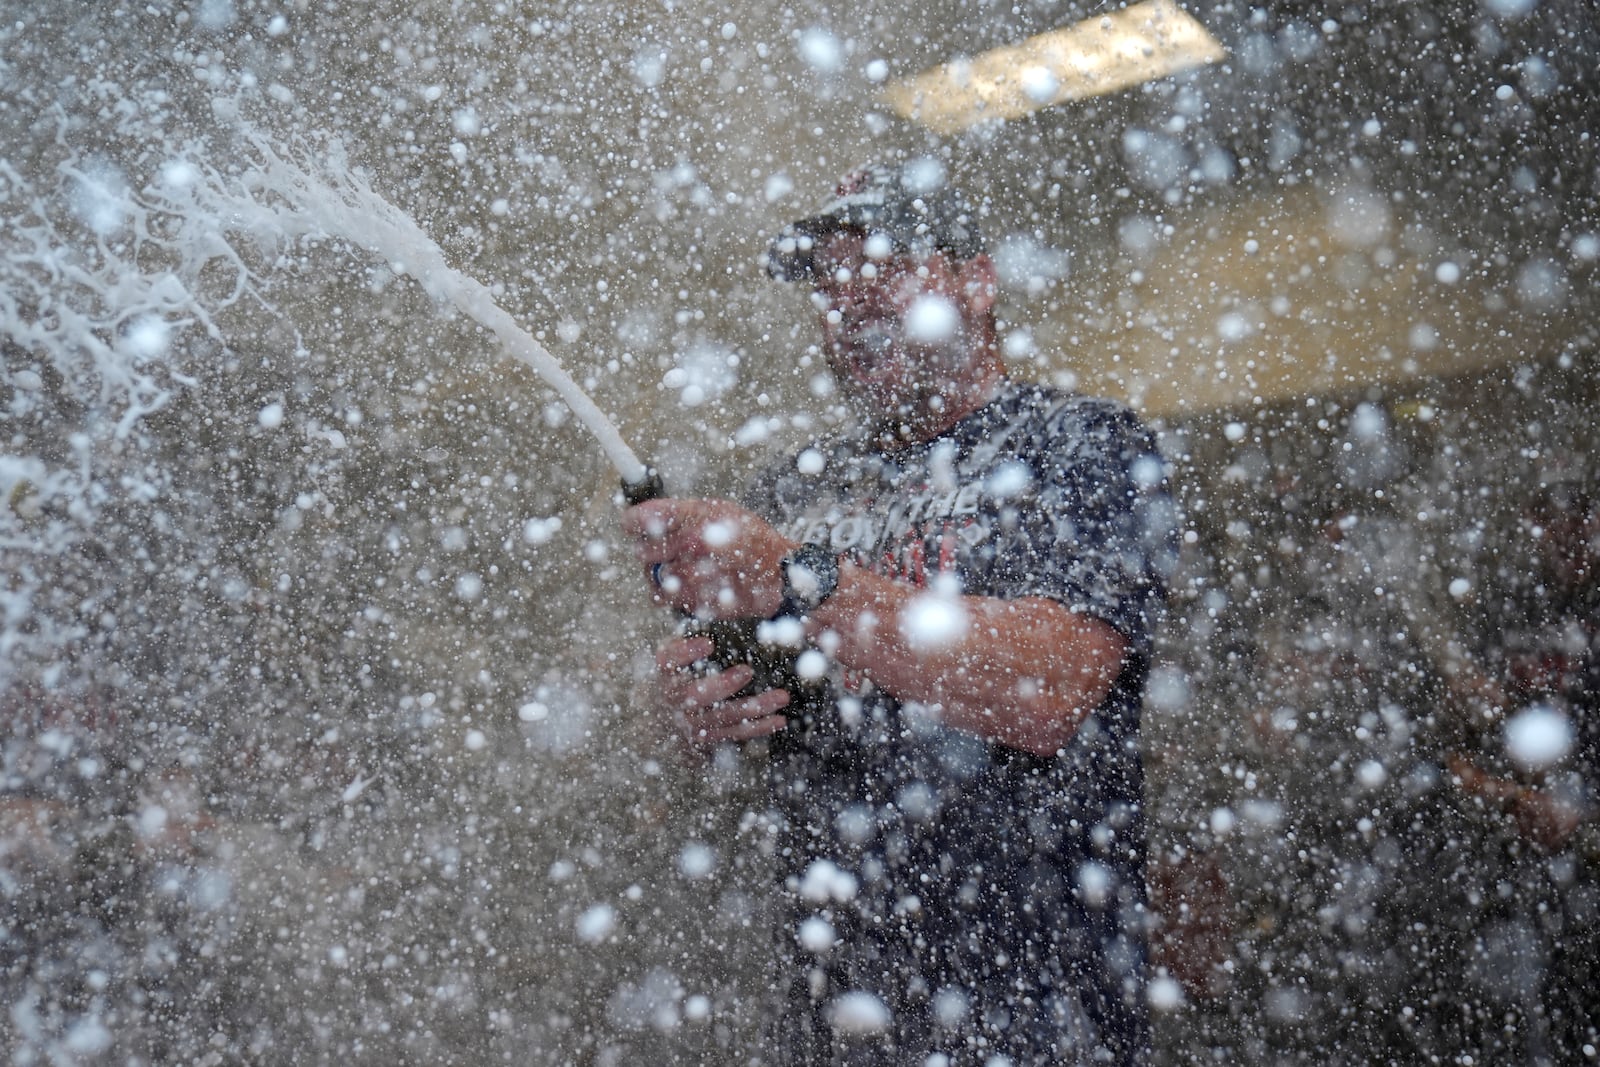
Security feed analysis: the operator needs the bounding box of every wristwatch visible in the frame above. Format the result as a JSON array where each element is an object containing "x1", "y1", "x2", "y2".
[{"x1": 777, "y1": 544, "x2": 841, "y2": 618}]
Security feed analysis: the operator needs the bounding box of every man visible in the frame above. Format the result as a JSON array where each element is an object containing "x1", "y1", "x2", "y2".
[
  {"x1": 1432, "y1": 480, "x2": 1600, "y2": 1059},
  {"x1": 624, "y1": 161, "x2": 1177, "y2": 1065}
]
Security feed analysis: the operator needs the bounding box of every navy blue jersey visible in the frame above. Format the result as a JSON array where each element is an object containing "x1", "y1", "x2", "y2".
[{"x1": 743, "y1": 382, "x2": 1177, "y2": 1066}]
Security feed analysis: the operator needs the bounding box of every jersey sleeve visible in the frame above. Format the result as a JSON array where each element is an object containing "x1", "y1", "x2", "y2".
[{"x1": 986, "y1": 399, "x2": 1179, "y2": 655}]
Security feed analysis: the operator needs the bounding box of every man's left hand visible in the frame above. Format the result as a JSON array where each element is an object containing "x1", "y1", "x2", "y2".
[{"x1": 623, "y1": 498, "x2": 797, "y2": 620}]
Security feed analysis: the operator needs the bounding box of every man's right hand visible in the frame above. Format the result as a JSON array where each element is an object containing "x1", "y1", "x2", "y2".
[{"x1": 651, "y1": 634, "x2": 790, "y2": 750}]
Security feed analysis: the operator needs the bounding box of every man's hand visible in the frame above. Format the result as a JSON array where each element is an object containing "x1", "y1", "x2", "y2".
[
  {"x1": 623, "y1": 498, "x2": 797, "y2": 621},
  {"x1": 651, "y1": 634, "x2": 791, "y2": 750},
  {"x1": 1448, "y1": 753, "x2": 1585, "y2": 851}
]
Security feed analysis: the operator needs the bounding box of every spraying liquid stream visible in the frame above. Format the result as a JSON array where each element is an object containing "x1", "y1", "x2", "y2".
[{"x1": 160, "y1": 129, "x2": 649, "y2": 487}]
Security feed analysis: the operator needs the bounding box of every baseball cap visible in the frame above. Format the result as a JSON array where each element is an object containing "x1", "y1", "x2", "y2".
[{"x1": 763, "y1": 159, "x2": 988, "y2": 282}]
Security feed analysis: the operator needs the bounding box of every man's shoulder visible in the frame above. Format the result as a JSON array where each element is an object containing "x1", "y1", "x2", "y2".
[
  {"x1": 994, "y1": 381, "x2": 1152, "y2": 448},
  {"x1": 739, "y1": 433, "x2": 848, "y2": 514}
]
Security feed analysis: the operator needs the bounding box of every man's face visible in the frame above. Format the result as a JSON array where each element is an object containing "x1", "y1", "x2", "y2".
[{"x1": 808, "y1": 230, "x2": 984, "y2": 423}]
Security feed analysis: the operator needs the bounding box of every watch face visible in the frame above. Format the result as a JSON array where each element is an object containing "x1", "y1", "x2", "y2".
[
  {"x1": 783, "y1": 545, "x2": 839, "y2": 613},
  {"x1": 784, "y1": 561, "x2": 820, "y2": 606}
]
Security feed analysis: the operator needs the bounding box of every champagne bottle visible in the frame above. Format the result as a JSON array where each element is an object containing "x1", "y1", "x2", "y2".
[{"x1": 620, "y1": 472, "x2": 819, "y2": 722}]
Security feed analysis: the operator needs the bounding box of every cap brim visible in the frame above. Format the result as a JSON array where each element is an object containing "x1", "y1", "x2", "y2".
[
  {"x1": 763, "y1": 216, "x2": 852, "y2": 282},
  {"x1": 763, "y1": 203, "x2": 984, "y2": 281}
]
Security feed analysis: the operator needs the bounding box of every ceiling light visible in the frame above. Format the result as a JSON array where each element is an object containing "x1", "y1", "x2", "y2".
[{"x1": 881, "y1": 0, "x2": 1227, "y2": 134}]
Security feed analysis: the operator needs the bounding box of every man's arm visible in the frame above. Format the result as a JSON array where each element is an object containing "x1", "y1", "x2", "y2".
[{"x1": 808, "y1": 561, "x2": 1126, "y2": 757}]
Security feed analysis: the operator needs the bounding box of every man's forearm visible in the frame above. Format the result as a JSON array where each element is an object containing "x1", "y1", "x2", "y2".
[{"x1": 808, "y1": 561, "x2": 1127, "y2": 756}]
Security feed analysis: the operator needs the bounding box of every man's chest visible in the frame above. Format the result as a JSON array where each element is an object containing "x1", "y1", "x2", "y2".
[{"x1": 772, "y1": 464, "x2": 1010, "y2": 588}]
